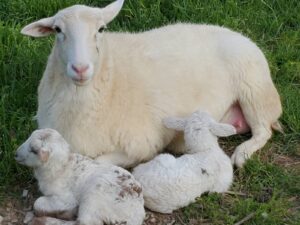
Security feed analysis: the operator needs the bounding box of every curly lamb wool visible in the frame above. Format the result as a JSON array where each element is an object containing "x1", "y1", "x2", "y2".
[
  {"x1": 15, "y1": 128, "x2": 145, "y2": 225},
  {"x1": 133, "y1": 111, "x2": 235, "y2": 213}
]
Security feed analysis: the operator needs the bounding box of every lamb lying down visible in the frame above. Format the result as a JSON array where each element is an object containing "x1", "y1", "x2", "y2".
[
  {"x1": 133, "y1": 111, "x2": 236, "y2": 213},
  {"x1": 15, "y1": 128, "x2": 145, "y2": 225}
]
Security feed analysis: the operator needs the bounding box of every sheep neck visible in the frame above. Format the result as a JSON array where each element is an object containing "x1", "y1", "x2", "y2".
[
  {"x1": 188, "y1": 139, "x2": 221, "y2": 154},
  {"x1": 34, "y1": 156, "x2": 71, "y2": 184}
]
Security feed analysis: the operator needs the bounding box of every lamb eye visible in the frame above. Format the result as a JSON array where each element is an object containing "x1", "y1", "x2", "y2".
[
  {"x1": 98, "y1": 27, "x2": 105, "y2": 33},
  {"x1": 54, "y1": 26, "x2": 61, "y2": 33},
  {"x1": 30, "y1": 148, "x2": 38, "y2": 155}
]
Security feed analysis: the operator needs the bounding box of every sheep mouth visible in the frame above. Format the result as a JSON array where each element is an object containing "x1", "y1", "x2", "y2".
[
  {"x1": 72, "y1": 78, "x2": 90, "y2": 86},
  {"x1": 15, "y1": 158, "x2": 25, "y2": 164}
]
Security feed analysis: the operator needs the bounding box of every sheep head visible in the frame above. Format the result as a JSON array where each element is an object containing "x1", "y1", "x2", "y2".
[
  {"x1": 15, "y1": 129, "x2": 70, "y2": 168},
  {"x1": 163, "y1": 111, "x2": 236, "y2": 152},
  {"x1": 20, "y1": 0, "x2": 124, "y2": 86}
]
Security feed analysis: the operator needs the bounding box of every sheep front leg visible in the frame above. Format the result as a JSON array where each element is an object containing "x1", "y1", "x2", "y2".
[
  {"x1": 34, "y1": 196, "x2": 78, "y2": 220},
  {"x1": 31, "y1": 216, "x2": 76, "y2": 225}
]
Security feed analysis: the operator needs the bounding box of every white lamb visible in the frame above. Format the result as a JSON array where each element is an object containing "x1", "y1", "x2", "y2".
[
  {"x1": 21, "y1": 0, "x2": 282, "y2": 168},
  {"x1": 133, "y1": 111, "x2": 235, "y2": 213},
  {"x1": 15, "y1": 128, "x2": 145, "y2": 225}
]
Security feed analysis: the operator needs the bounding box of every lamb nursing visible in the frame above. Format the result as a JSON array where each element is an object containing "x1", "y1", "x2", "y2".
[
  {"x1": 133, "y1": 111, "x2": 235, "y2": 213},
  {"x1": 15, "y1": 129, "x2": 145, "y2": 225},
  {"x1": 21, "y1": 0, "x2": 282, "y2": 168}
]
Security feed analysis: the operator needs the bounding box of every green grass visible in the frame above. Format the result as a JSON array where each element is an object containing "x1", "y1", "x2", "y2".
[{"x1": 0, "y1": 0, "x2": 299, "y2": 224}]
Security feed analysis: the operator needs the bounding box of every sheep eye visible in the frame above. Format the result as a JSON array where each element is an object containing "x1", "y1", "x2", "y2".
[
  {"x1": 98, "y1": 27, "x2": 105, "y2": 33},
  {"x1": 54, "y1": 26, "x2": 61, "y2": 33},
  {"x1": 30, "y1": 148, "x2": 38, "y2": 155}
]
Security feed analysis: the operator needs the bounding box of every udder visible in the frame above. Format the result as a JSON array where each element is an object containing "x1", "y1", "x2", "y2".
[{"x1": 221, "y1": 103, "x2": 250, "y2": 134}]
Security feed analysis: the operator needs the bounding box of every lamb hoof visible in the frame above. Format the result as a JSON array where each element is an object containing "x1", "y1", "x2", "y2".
[
  {"x1": 30, "y1": 217, "x2": 47, "y2": 225},
  {"x1": 34, "y1": 208, "x2": 77, "y2": 221}
]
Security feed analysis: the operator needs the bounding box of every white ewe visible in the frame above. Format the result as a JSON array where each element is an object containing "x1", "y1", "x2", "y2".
[
  {"x1": 15, "y1": 129, "x2": 145, "y2": 225},
  {"x1": 21, "y1": 0, "x2": 282, "y2": 167},
  {"x1": 133, "y1": 111, "x2": 235, "y2": 213}
]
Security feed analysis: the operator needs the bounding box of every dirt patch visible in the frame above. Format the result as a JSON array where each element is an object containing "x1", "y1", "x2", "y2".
[
  {"x1": 273, "y1": 154, "x2": 300, "y2": 169},
  {"x1": 0, "y1": 185, "x2": 37, "y2": 225},
  {"x1": 0, "y1": 196, "x2": 31, "y2": 224},
  {"x1": 253, "y1": 187, "x2": 273, "y2": 203},
  {"x1": 143, "y1": 211, "x2": 178, "y2": 225}
]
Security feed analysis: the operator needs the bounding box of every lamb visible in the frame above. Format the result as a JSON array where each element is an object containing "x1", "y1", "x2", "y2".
[
  {"x1": 15, "y1": 128, "x2": 145, "y2": 225},
  {"x1": 132, "y1": 110, "x2": 235, "y2": 213},
  {"x1": 21, "y1": 0, "x2": 282, "y2": 168}
]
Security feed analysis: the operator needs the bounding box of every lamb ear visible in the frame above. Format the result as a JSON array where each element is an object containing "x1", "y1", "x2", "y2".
[
  {"x1": 21, "y1": 17, "x2": 55, "y2": 37},
  {"x1": 100, "y1": 0, "x2": 124, "y2": 25},
  {"x1": 209, "y1": 122, "x2": 236, "y2": 137},
  {"x1": 163, "y1": 117, "x2": 186, "y2": 131},
  {"x1": 38, "y1": 128, "x2": 53, "y2": 140}
]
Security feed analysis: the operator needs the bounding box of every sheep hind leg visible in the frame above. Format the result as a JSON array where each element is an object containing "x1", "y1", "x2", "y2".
[
  {"x1": 233, "y1": 88, "x2": 282, "y2": 167},
  {"x1": 231, "y1": 124, "x2": 272, "y2": 167},
  {"x1": 31, "y1": 216, "x2": 76, "y2": 225},
  {"x1": 34, "y1": 196, "x2": 77, "y2": 221},
  {"x1": 76, "y1": 195, "x2": 104, "y2": 225}
]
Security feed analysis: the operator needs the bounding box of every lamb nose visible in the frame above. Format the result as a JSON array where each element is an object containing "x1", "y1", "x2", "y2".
[{"x1": 71, "y1": 64, "x2": 89, "y2": 75}]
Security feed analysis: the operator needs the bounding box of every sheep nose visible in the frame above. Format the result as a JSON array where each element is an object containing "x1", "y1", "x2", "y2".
[
  {"x1": 15, "y1": 152, "x2": 19, "y2": 158},
  {"x1": 71, "y1": 64, "x2": 89, "y2": 75}
]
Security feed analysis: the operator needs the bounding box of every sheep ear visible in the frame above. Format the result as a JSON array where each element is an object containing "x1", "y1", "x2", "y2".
[
  {"x1": 210, "y1": 123, "x2": 236, "y2": 137},
  {"x1": 38, "y1": 129, "x2": 53, "y2": 140},
  {"x1": 101, "y1": 0, "x2": 124, "y2": 25},
  {"x1": 38, "y1": 148, "x2": 50, "y2": 162},
  {"x1": 21, "y1": 17, "x2": 55, "y2": 37},
  {"x1": 163, "y1": 117, "x2": 186, "y2": 131}
]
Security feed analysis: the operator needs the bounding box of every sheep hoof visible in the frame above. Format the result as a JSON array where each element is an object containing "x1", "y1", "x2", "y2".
[
  {"x1": 30, "y1": 217, "x2": 47, "y2": 225},
  {"x1": 231, "y1": 149, "x2": 250, "y2": 168}
]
